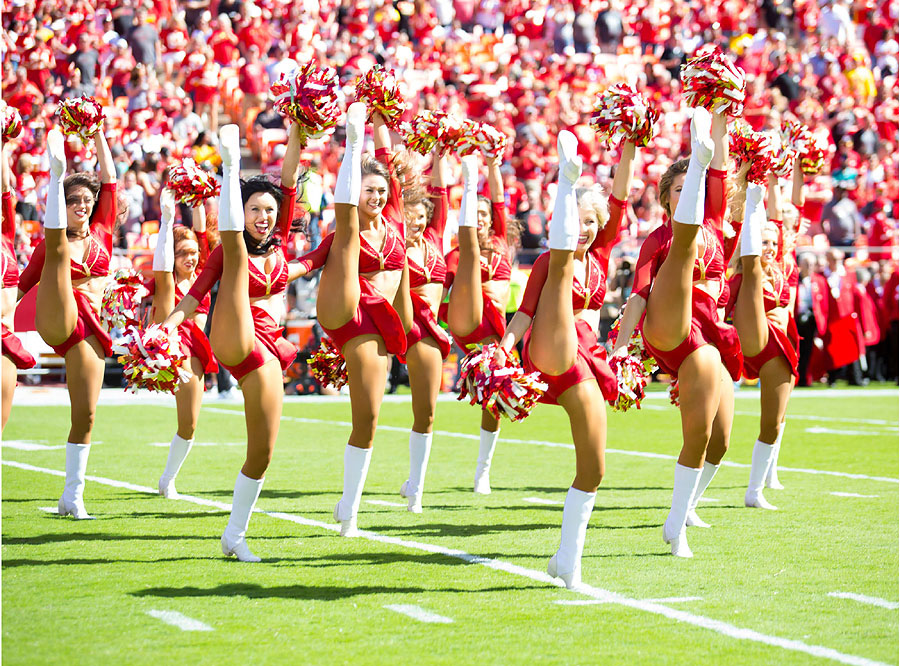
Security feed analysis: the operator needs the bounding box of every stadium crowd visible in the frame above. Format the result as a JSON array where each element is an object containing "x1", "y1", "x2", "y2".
[{"x1": 2, "y1": 0, "x2": 897, "y2": 392}]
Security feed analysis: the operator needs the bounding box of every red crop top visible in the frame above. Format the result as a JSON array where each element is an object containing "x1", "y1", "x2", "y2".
[
  {"x1": 518, "y1": 195, "x2": 627, "y2": 318},
  {"x1": 409, "y1": 185, "x2": 449, "y2": 288},
  {"x1": 632, "y1": 169, "x2": 728, "y2": 301},
  {"x1": 2, "y1": 192, "x2": 18, "y2": 288},
  {"x1": 18, "y1": 182, "x2": 118, "y2": 295},
  {"x1": 188, "y1": 243, "x2": 289, "y2": 302}
]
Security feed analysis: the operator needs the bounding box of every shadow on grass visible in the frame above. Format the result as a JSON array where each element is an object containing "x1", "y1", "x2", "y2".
[
  {"x1": 363, "y1": 522, "x2": 557, "y2": 537},
  {"x1": 3, "y1": 555, "x2": 217, "y2": 568},
  {"x1": 131, "y1": 581, "x2": 540, "y2": 601},
  {"x1": 1, "y1": 532, "x2": 292, "y2": 545}
]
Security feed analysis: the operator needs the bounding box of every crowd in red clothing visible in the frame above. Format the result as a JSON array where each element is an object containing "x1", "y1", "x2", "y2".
[{"x1": 1, "y1": 0, "x2": 897, "y2": 384}]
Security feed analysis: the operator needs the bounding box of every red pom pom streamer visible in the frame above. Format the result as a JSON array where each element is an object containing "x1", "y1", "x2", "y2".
[
  {"x1": 590, "y1": 83, "x2": 659, "y2": 148},
  {"x1": 355, "y1": 65, "x2": 408, "y2": 131},
  {"x1": 781, "y1": 119, "x2": 827, "y2": 175},
  {"x1": 272, "y1": 62, "x2": 340, "y2": 145},
  {"x1": 1, "y1": 102, "x2": 22, "y2": 139},
  {"x1": 308, "y1": 338, "x2": 348, "y2": 390},
  {"x1": 771, "y1": 135, "x2": 797, "y2": 179},
  {"x1": 167, "y1": 159, "x2": 220, "y2": 207},
  {"x1": 405, "y1": 110, "x2": 442, "y2": 154},
  {"x1": 467, "y1": 122, "x2": 509, "y2": 158},
  {"x1": 680, "y1": 47, "x2": 746, "y2": 116},
  {"x1": 730, "y1": 122, "x2": 777, "y2": 185},
  {"x1": 452, "y1": 118, "x2": 484, "y2": 156},
  {"x1": 113, "y1": 324, "x2": 192, "y2": 393},
  {"x1": 57, "y1": 96, "x2": 105, "y2": 144},
  {"x1": 456, "y1": 343, "x2": 547, "y2": 422},
  {"x1": 606, "y1": 326, "x2": 658, "y2": 412},
  {"x1": 101, "y1": 269, "x2": 149, "y2": 331},
  {"x1": 668, "y1": 379, "x2": 680, "y2": 407}
]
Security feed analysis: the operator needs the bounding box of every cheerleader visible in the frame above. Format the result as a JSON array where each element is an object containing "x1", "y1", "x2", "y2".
[
  {"x1": 497, "y1": 133, "x2": 634, "y2": 588},
  {"x1": 17, "y1": 125, "x2": 117, "y2": 519},
  {"x1": 444, "y1": 152, "x2": 511, "y2": 494},
  {"x1": 296, "y1": 106, "x2": 411, "y2": 536},
  {"x1": 150, "y1": 193, "x2": 218, "y2": 498},
  {"x1": 731, "y1": 163, "x2": 804, "y2": 508},
  {"x1": 2, "y1": 143, "x2": 36, "y2": 430},
  {"x1": 614, "y1": 108, "x2": 739, "y2": 557},
  {"x1": 163, "y1": 122, "x2": 305, "y2": 560},
  {"x1": 398, "y1": 149, "x2": 452, "y2": 513}
]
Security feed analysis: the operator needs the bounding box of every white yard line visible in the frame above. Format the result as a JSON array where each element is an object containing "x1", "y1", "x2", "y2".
[
  {"x1": 145, "y1": 610, "x2": 214, "y2": 631},
  {"x1": 555, "y1": 596, "x2": 702, "y2": 606},
  {"x1": 2, "y1": 441, "x2": 65, "y2": 451},
  {"x1": 147, "y1": 442, "x2": 245, "y2": 448},
  {"x1": 827, "y1": 592, "x2": 899, "y2": 610},
  {"x1": 830, "y1": 492, "x2": 880, "y2": 499},
  {"x1": 523, "y1": 497, "x2": 563, "y2": 506},
  {"x1": 202, "y1": 407, "x2": 900, "y2": 485},
  {"x1": 2, "y1": 459, "x2": 890, "y2": 666},
  {"x1": 383, "y1": 604, "x2": 453, "y2": 624},
  {"x1": 805, "y1": 427, "x2": 890, "y2": 437},
  {"x1": 38, "y1": 506, "x2": 57, "y2": 514},
  {"x1": 366, "y1": 500, "x2": 407, "y2": 508}
]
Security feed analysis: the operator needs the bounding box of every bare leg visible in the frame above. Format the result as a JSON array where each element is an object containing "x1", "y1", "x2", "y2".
[
  {"x1": 175, "y1": 356, "x2": 205, "y2": 440},
  {"x1": 402, "y1": 337, "x2": 443, "y2": 512},
  {"x1": 65, "y1": 337, "x2": 105, "y2": 444},
  {"x1": 240, "y1": 360, "x2": 284, "y2": 479},
  {"x1": 447, "y1": 155, "x2": 483, "y2": 337},
  {"x1": 2, "y1": 354, "x2": 16, "y2": 430},
  {"x1": 758, "y1": 356, "x2": 793, "y2": 445}
]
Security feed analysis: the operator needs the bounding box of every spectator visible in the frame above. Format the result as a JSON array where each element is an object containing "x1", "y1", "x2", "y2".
[
  {"x1": 128, "y1": 5, "x2": 162, "y2": 69},
  {"x1": 68, "y1": 32, "x2": 99, "y2": 95},
  {"x1": 821, "y1": 183, "x2": 862, "y2": 250}
]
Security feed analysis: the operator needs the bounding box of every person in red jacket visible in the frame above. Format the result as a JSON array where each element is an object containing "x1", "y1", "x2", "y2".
[
  {"x1": 881, "y1": 263, "x2": 899, "y2": 382},
  {"x1": 853, "y1": 267, "x2": 884, "y2": 380},
  {"x1": 795, "y1": 253, "x2": 830, "y2": 386},
  {"x1": 823, "y1": 250, "x2": 866, "y2": 385}
]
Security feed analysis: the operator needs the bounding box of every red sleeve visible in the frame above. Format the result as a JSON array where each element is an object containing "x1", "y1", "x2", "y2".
[
  {"x1": 788, "y1": 263, "x2": 800, "y2": 289},
  {"x1": 723, "y1": 218, "x2": 742, "y2": 265},
  {"x1": 196, "y1": 230, "x2": 209, "y2": 270},
  {"x1": 443, "y1": 246, "x2": 459, "y2": 288},
  {"x1": 705, "y1": 168, "x2": 727, "y2": 229},
  {"x1": 278, "y1": 183, "x2": 297, "y2": 242},
  {"x1": 296, "y1": 231, "x2": 333, "y2": 273},
  {"x1": 2, "y1": 191, "x2": 14, "y2": 243},
  {"x1": 633, "y1": 228, "x2": 663, "y2": 301},
  {"x1": 772, "y1": 219, "x2": 784, "y2": 263},
  {"x1": 17, "y1": 238, "x2": 45, "y2": 295},
  {"x1": 186, "y1": 243, "x2": 223, "y2": 302},
  {"x1": 375, "y1": 147, "x2": 404, "y2": 234},
  {"x1": 145, "y1": 276, "x2": 156, "y2": 297},
  {"x1": 428, "y1": 185, "x2": 449, "y2": 243},
  {"x1": 491, "y1": 200, "x2": 507, "y2": 240},
  {"x1": 91, "y1": 182, "x2": 118, "y2": 256},
  {"x1": 518, "y1": 251, "x2": 549, "y2": 318},
  {"x1": 591, "y1": 194, "x2": 626, "y2": 266}
]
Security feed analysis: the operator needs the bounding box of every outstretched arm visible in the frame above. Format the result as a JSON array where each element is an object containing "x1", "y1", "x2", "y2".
[
  {"x1": 281, "y1": 122, "x2": 304, "y2": 190},
  {"x1": 94, "y1": 127, "x2": 116, "y2": 184},
  {"x1": 791, "y1": 156, "x2": 805, "y2": 209},
  {"x1": 431, "y1": 148, "x2": 449, "y2": 188},
  {"x1": 498, "y1": 310, "x2": 532, "y2": 354},
  {"x1": 373, "y1": 111, "x2": 391, "y2": 153},
  {"x1": 487, "y1": 154, "x2": 504, "y2": 204},
  {"x1": 613, "y1": 293, "x2": 646, "y2": 354},
  {"x1": 594, "y1": 141, "x2": 636, "y2": 251}
]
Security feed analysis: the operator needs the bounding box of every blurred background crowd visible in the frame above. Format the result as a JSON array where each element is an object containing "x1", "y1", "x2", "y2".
[{"x1": 2, "y1": 0, "x2": 897, "y2": 392}]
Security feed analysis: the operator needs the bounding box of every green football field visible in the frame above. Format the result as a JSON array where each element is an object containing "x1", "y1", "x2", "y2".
[{"x1": 2, "y1": 386, "x2": 898, "y2": 665}]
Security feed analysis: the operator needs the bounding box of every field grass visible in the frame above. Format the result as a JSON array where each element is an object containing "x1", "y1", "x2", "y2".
[{"x1": 2, "y1": 386, "x2": 898, "y2": 665}]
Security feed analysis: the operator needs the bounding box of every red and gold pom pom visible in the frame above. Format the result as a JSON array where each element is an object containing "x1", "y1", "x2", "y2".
[
  {"x1": 800, "y1": 130, "x2": 830, "y2": 175},
  {"x1": 1, "y1": 102, "x2": 23, "y2": 139},
  {"x1": 590, "y1": 83, "x2": 659, "y2": 148},
  {"x1": 272, "y1": 62, "x2": 340, "y2": 145},
  {"x1": 57, "y1": 96, "x2": 105, "y2": 144},
  {"x1": 308, "y1": 338, "x2": 348, "y2": 390},
  {"x1": 101, "y1": 269, "x2": 149, "y2": 331},
  {"x1": 607, "y1": 328, "x2": 659, "y2": 412},
  {"x1": 730, "y1": 122, "x2": 777, "y2": 184},
  {"x1": 453, "y1": 118, "x2": 484, "y2": 156},
  {"x1": 667, "y1": 379, "x2": 680, "y2": 407},
  {"x1": 456, "y1": 343, "x2": 547, "y2": 422},
  {"x1": 680, "y1": 47, "x2": 746, "y2": 116},
  {"x1": 355, "y1": 65, "x2": 408, "y2": 131},
  {"x1": 167, "y1": 158, "x2": 220, "y2": 207},
  {"x1": 404, "y1": 110, "x2": 442, "y2": 154},
  {"x1": 771, "y1": 135, "x2": 797, "y2": 179},
  {"x1": 113, "y1": 324, "x2": 191, "y2": 393},
  {"x1": 475, "y1": 123, "x2": 509, "y2": 158}
]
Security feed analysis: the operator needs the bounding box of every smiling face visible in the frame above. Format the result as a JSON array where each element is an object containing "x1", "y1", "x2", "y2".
[
  {"x1": 576, "y1": 203, "x2": 599, "y2": 251},
  {"x1": 666, "y1": 173, "x2": 686, "y2": 219},
  {"x1": 476, "y1": 198, "x2": 493, "y2": 247},
  {"x1": 65, "y1": 186, "x2": 95, "y2": 229},
  {"x1": 761, "y1": 225, "x2": 778, "y2": 267},
  {"x1": 405, "y1": 201, "x2": 428, "y2": 243},
  {"x1": 174, "y1": 237, "x2": 200, "y2": 279},
  {"x1": 243, "y1": 191, "x2": 279, "y2": 242},
  {"x1": 359, "y1": 173, "x2": 388, "y2": 219}
]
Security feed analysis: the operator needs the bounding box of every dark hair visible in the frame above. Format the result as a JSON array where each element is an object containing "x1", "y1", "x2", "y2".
[
  {"x1": 658, "y1": 158, "x2": 689, "y2": 219},
  {"x1": 361, "y1": 155, "x2": 391, "y2": 183},
  {"x1": 240, "y1": 175, "x2": 285, "y2": 255},
  {"x1": 63, "y1": 174, "x2": 102, "y2": 229}
]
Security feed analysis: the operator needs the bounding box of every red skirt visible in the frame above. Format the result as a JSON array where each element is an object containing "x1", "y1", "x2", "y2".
[
  {"x1": 180, "y1": 318, "x2": 218, "y2": 375},
  {"x1": 642, "y1": 287, "x2": 742, "y2": 381},
  {"x1": 743, "y1": 316, "x2": 800, "y2": 380},
  {"x1": 322, "y1": 278, "x2": 406, "y2": 356},
  {"x1": 220, "y1": 306, "x2": 296, "y2": 382},
  {"x1": 439, "y1": 294, "x2": 506, "y2": 351},
  {"x1": 523, "y1": 317, "x2": 617, "y2": 405},
  {"x1": 49, "y1": 289, "x2": 112, "y2": 358},
  {"x1": 399, "y1": 291, "x2": 451, "y2": 363},
  {"x1": 2, "y1": 324, "x2": 36, "y2": 369}
]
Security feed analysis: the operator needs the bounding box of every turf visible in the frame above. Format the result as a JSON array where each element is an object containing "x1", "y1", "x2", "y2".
[{"x1": 2, "y1": 387, "x2": 898, "y2": 665}]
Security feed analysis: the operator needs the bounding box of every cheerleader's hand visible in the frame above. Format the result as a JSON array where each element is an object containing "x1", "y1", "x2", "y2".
[
  {"x1": 160, "y1": 188, "x2": 176, "y2": 223},
  {"x1": 766, "y1": 307, "x2": 789, "y2": 331},
  {"x1": 611, "y1": 344, "x2": 629, "y2": 359}
]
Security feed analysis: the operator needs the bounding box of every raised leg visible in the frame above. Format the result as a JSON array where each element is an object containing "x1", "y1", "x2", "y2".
[
  {"x1": 1, "y1": 355, "x2": 15, "y2": 430},
  {"x1": 151, "y1": 189, "x2": 177, "y2": 325},
  {"x1": 447, "y1": 155, "x2": 483, "y2": 338},
  {"x1": 732, "y1": 183, "x2": 768, "y2": 357}
]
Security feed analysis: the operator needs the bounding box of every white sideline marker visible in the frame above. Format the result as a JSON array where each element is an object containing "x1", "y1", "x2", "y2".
[
  {"x1": 806, "y1": 427, "x2": 884, "y2": 437},
  {"x1": 3, "y1": 460, "x2": 892, "y2": 666},
  {"x1": 145, "y1": 610, "x2": 213, "y2": 631},
  {"x1": 367, "y1": 500, "x2": 407, "y2": 508},
  {"x1": 830, "y1": 492, "x2": 879, "y2": 499},
  {"x1": 384, "y1": 604, "x2": 453, "y2": 624},
  {"x1": 828, "y1": 593, "x2": 899, "y2": 610},
  {"x1": 523, "y1": 497, "x2": 563, "y2": 506},
  {"x1": 555, "y1": 596, "x2": 703, "y2": 606},
  {"x1": 203, "y1": 407, "x2": 900, "y2": 485},
  {"x1": 38, "y1": 506, "x2": 57, "y2": 514},
  {"x1": 147, "y1": 442, "x2": 244, "y2": 448},
  {"x1": 2, "y1": 440, "x2": 64, "y2": 451}
]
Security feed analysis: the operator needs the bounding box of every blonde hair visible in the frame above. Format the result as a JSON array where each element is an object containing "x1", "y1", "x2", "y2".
[{"x1": 575, "y1": 184, "x2": 610, "y2": 230}]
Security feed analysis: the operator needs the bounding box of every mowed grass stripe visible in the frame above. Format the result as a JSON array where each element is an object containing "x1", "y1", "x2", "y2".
[{"x1": 2, "y1": 459, "x2": 891, "y2": 666}]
